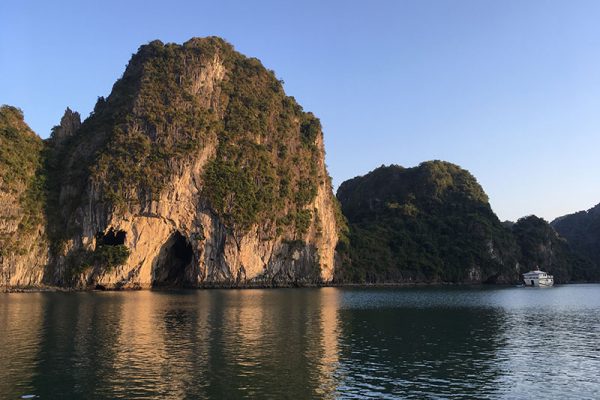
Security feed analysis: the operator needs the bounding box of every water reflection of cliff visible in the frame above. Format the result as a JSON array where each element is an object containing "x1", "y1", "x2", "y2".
[
  {"x1": 202, "y1": 288, "x2": 341, "y2": 398},
  {"x1": 19, "y1": 289, "x2": 343, "y2": 398},
  {"x1": 314, "y1": 288, "x2": 341, "y2": 397},
  {"x1": 4, "y1": 286, "x2": 600, "y2": 398},
  {"x1": 112, "y1": 290, "x2": 212, "y2": 398},
  {"x1": 28, "y1": 292, "x2": 126, "y2": 398},
  {"x1": 131, "y1": 288, "x2": 343, "y2": 398},
  {"x1": 0, "y1": 293, "x2": 44, "y2": 398}
]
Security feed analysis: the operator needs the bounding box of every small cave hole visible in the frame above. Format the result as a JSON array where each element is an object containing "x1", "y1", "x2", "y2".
[
  {"x1": 97, "y1": 228, "x2": 127, "y2": 246},
  {"x1": 153, "y1": 232, "x2": 194, "y2": 287}
]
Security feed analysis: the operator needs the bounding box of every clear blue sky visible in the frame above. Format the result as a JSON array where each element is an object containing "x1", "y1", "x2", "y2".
[{"x1": 2, "y1": 0, "x2": 600, "y2": 222}]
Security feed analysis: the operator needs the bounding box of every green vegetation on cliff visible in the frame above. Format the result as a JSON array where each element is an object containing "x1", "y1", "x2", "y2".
[
  {"x1": 0, "y1": 106, "x2": 44, "y2": 190},
  {"x1": 0, "y1": 106, "x2": 46, "y2": 256},
  {"x1": 512, "y1": 215, "x2": 598, "y2": 282},
  {"x1": 336, "y1": 162, "x2": 519, "y2": 283},
  {"x1": 202, "y1": 44, "x2": 322, "y2": 233}
]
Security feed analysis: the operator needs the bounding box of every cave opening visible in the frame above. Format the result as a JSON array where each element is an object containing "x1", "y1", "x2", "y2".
[
  {"x1": 153, "y1": 231, "x2": 194, "y2": 287},
  {"x1": 97, "y1": 228, "x2": 126, "y2": 246}
]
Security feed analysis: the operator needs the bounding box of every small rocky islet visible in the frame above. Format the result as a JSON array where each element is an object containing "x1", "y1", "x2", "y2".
[{"x1": 1, "y1": 37, "x2": 599, "y2": 290}]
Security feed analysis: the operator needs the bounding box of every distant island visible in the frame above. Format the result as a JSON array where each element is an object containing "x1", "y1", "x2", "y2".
[
  {"x1": 1, "y1": 37, "x2": 599, "y2": 290},
  {"x1": 335, "y1": 163, "x2": 599, "y2": 284}
]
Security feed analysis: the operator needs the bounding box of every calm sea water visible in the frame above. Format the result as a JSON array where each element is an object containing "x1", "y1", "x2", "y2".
[{"x1": 1, "y1": 285, "x2": 600, "y2": 399}]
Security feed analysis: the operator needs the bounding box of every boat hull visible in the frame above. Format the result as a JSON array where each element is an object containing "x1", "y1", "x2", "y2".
[{"x1": 523, "y1": 277, "x2": 554, "y2": 287}]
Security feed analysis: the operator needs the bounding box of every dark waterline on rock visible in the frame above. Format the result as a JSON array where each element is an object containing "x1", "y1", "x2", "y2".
[{"x1": 1, "y1": 285, "x2": 600, "y2": 399}]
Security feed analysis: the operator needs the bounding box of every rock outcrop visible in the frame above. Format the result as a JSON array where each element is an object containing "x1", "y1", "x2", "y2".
[
  {"x1": 0, "y1": 106, "x2": 49, "y2": 287},
  {"x1": 37, "y1": 37, "x2": 340, "y2": 289},
  {"x1": 50, "y1": 108, "x2": 81, "y2": 145},
  {"x1": 335, "y1": 162, "x2": 520, "y2": 283}
]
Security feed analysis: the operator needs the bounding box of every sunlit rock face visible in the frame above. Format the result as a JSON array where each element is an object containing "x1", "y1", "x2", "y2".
[{"x1": 39, "y1": 37, "x2": 341, "y2": 289}]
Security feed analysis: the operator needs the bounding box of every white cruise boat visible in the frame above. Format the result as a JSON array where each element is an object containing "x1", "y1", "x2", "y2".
[{"x1": 523, "y1": 269, "x2": 554, "y2": 287}]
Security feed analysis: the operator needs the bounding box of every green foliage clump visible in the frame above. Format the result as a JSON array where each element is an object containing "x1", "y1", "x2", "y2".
[
  {"x1": 92, "y1": 244, "x2": 131, "y2": 270},
  {"x1": 300, "y1": 113, "x2": 321, "y2": 145},
  {"x1": 62, "y1": 248, "x2": 93, "y2": 285},
  {"x1": 294, "y1": 209, "x2": 313, "y2": 236},
  {"x1": 62, "y1": 244, "x2": 131, "y2": 285},
  {"x1": 336, "y1": 162, "x2": 519, "y2": 283},
  {"x1": 204, "y1": 147, "x2": 277, "y2": 231}
]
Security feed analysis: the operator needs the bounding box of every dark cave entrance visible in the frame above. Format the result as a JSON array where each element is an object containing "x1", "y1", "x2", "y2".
[
  {"x1": 152, "y1": 231, "x2": 194, "y2": 287},
  {"x1": 97, "y1": 228, "x2": 126, "y2": 246}
]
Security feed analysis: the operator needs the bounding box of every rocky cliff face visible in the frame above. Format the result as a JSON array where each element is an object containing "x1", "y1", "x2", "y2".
[
  {"x1": 39, "y1": 37, "x2": 340, "y2": 289},
  {"x1": 336, "y1": 162, "x2": 520, "y2": 284},
  {"x1": 0, "y1": 106, "x2": 49, "y2": 286}
]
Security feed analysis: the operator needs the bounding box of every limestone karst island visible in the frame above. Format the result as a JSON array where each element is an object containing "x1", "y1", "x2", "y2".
[
  {"x1": 1, "y1": 38, "x2": 600, "y2": 290},
  {"x1": 3, "y1": 0, "x2": 600, "y2": 396}
]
